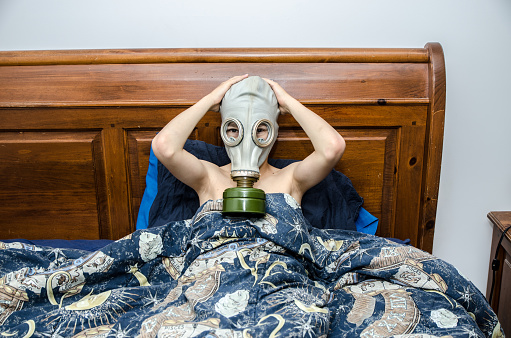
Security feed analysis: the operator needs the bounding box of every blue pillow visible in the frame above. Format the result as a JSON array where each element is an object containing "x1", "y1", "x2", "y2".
[
  {"x1": 355, "y1": 207, "x2": 378, "y2": 235},
  {"x1": 137, "y1": 139, "x2": 376, "y2": 234},
  {"x1": 136, "y1": 146, "x2": 159, "y2": 230}
]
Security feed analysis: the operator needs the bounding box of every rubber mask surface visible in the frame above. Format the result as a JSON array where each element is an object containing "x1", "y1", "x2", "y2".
[{"x1": 220, "y1": 76, "x2": 280, "y2": 178}]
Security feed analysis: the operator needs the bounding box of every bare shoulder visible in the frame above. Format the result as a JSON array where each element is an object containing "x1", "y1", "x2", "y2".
[
  {"x1": 196, "y1": 161, "x2": 234, "y2": 203},
  {"x1": 256, "y1": 162, "x2": 298, "y2": 195},
  {"x1": 261, "y1": 160, "x2": 331, "y2": 204}
]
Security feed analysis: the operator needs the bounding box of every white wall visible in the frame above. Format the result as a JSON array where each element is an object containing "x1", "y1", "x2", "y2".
[{"x1": 1, "y1": 0, "x2": 510, "y2": 293}]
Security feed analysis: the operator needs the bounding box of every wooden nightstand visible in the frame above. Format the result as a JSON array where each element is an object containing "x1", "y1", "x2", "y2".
[{"x1": 486, "y1": 211, "x2": 511, "y2": 334}]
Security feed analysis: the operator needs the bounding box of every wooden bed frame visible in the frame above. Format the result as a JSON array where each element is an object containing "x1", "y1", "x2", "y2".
[{"x1": 0, "y1": 43, "x2": 445, "y2": 253}]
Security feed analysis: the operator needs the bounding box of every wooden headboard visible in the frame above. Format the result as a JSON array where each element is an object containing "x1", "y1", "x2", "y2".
[{"x1": 0, "y1": 43, "x2": 445, "y2": 253}]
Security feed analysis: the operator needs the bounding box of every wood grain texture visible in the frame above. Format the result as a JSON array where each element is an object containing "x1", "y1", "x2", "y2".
[
  {"x1": 0, "y1": 63, "x2": 428, "y2": 107},
  {"x1": 0, "y1": 48, "x2": 429, "y2": 66},
  {"x1": 0, "y1": 131, "x2": 104, "y2": 239},
  {"x1": 419, "y1": 42, "x2": 446, "y2": 253},
  {"x1": 0, "y1": 45, "x2": 445, "y2": 252}
]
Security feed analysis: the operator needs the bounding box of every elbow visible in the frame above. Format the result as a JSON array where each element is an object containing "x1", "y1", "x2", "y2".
[
  {"x1": 152, "y1": 133, "x2": 176, "y2": 162},
  {"x1": 323, "y1": 134, "x2": 346, "y2": 164}
]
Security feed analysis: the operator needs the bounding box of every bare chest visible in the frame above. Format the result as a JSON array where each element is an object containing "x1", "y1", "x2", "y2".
[{"x1": 199, "y1": 168, "x2": 292, "y2": 205}]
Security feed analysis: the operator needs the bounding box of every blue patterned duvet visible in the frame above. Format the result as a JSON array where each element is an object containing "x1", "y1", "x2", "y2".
[{"x1": 0, "y1": 194, "x2": 504, "y2": 337}]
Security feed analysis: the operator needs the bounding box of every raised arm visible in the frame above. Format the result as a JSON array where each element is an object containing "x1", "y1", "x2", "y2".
[
  {"x1": 264, "y1": 78, "x2": 346, "y2": 195},
  {"x1": 152, "y1": 74, "x2": 248, "y2": 192}
]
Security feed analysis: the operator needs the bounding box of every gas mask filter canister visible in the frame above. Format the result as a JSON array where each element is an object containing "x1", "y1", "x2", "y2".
[{"x1": 220, "y1": 76, "x2": 280, "y2": 217}]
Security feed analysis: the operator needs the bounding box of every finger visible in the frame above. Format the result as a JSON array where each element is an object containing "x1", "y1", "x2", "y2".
[
  {"x1": 229, "y1": 74, "x2": 249, "y2": 84},
  {"x1": 262, "y1": 77, "x2": 274, "y2": 85},
  {"x1": 216, "y1": 74, "x2": 248, "y2": 93},
  {"x1": 263, "y1": 78, "x2": 281, "y2": 92}
]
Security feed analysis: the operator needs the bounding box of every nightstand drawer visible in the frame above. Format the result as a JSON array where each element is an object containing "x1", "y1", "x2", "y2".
[{"x1": 487, "y1": 211, "x2": 511, "y2": 334}]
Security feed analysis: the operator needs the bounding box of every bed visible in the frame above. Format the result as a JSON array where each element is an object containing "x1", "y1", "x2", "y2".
[{"x1": 0, "y1": 44, "x2": 504, "y2": 337}]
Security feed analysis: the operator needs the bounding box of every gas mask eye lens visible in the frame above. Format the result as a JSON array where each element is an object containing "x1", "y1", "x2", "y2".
[
  {"x1": 221, "y1": 118, "x2": 243, "y2": 146},
  {"x1": 226, "y1": 122, "x2": 239, "y2": 141},
  {"x1": 252, "y1": 119, "x2": 273, "y2": 147}
]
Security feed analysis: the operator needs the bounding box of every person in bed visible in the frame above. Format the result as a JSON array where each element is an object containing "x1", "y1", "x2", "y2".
[{"x1": 151, "y1": 74, "x2": 345, "y2": 207}]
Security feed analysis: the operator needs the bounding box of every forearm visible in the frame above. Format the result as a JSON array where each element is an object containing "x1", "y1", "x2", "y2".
[
  {"x1": 153, "y1": 95, "x2": 215, "y2": 159},
  {"x1": 263, "y1": 77, "x2": 345, "y2": 162},
  {"x1": 153, "y1": 74, "x2": 249, "y2": 162},
  {"x1": 286, "y1": 98, "x2": 345, "y2": 162}
]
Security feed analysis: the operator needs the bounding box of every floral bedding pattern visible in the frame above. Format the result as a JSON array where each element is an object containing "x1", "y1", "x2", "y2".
[{"x1": 0, "y1": 193, "x2": 504, "y2": 337}]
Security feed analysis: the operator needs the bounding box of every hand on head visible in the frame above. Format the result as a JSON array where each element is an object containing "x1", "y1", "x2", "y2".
[
  {"x1": 208, "y1": 74, "x2": 249, "y2": 112},
  {"x1": 262, "y1": 78, "x2": 292, "y2": 115},
  {"x1": 207, "y1": 75, "x2": 292, "y2": 115}
]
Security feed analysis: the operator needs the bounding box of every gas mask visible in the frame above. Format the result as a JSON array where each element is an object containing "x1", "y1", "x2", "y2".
[{"x1": 220, "y1": 76, "x2": 280, "y2": 216}]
